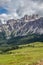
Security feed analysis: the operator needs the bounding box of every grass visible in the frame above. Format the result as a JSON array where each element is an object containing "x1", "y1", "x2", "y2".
[{"x1": 0, "y1": 42, "x2": 43, "y2": 65}]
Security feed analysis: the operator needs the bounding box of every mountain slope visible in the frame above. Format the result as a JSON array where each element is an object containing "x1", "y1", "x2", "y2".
[
  {"x1": 0, "y1": 15, "x2": 43, "y2": 52},
  {"x1": 0, "y1": 14, "x2": 43, "y2": 37},
  {"x1": 15, "y1": 17, "x2": 43, "y2": 36}
]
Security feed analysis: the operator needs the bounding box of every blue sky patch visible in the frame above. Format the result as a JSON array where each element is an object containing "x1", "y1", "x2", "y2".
[{"x1": 0, "y1": 7, "x2": 8, "y2": 14}]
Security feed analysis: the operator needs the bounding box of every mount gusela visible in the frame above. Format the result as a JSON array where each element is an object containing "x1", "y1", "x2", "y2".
[
  {"x1": 0, "y1": 14, "x2": 43, "y2": 38},
  {"x1": 0, "y1": 14, "x2": 43, "y2": 51}
]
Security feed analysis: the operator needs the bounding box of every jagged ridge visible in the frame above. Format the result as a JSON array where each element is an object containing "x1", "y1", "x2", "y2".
[{"x1": 0, "y1": 14, "x2": 43, "y2": 38}]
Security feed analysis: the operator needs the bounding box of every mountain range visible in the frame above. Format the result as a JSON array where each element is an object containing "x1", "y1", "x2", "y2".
[
  {"x1": 0, "y1": 14, "x2": 43, "y2": 38},
  {"x1": 0, "y1": 14, "x2": 43, "y2": 52}
]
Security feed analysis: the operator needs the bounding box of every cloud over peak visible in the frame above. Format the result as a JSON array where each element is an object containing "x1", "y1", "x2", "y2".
[{"x1": 0, "y1": 0, "x2": 43, "y2": 19}]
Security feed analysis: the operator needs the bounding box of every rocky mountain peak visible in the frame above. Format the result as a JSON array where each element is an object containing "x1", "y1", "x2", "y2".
[{"x1": 0, "y1": 14, "x2": 43, "y2": 38}]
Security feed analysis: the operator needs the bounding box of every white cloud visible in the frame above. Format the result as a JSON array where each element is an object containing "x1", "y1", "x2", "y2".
[
  {"x1": 0, "y1": 13, "x2": 18, "y2": 20},
  {"x1": 0, "y1": 0, "x2": 43, "y2": 19}
]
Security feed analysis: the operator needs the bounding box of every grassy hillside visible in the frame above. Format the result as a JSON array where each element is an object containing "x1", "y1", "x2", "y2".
[
  {"x1": 0, "y1": 42, "x2": 43, "y2": 65},
  {"x1": 0, "y1": 34, "x2": 43, "y2": 53}
]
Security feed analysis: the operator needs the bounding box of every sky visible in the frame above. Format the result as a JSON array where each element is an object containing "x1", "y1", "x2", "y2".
[{"x1": 0, "y1": 0, "x2": 43, "y2": 19}]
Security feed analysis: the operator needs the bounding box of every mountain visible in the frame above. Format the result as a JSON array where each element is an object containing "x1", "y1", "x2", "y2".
[
  {"x1": 0, "y1": 14, "x2": 43, "y2": 52},
  {"x1": 0, "y1": 14, "x2": 43, "y2": 38},
  {"x1": 15, "y1": 17, "x2": 43, "y2": 36}
]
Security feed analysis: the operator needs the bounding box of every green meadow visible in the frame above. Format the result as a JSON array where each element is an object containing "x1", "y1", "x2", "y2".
[{"x1": 0, "y1": 42, "x2": 43, "y2": 65}]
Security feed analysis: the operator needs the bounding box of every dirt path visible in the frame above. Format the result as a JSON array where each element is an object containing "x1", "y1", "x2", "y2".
[
  {"x1": 33, "y1": 60, "x2": 43, "y2": 65},
  {"x1": 36, "y1": 61, "x2": 43, "y2": 65}
]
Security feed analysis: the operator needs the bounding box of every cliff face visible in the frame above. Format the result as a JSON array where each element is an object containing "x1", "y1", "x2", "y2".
[{"x1": 0, "y1": 15, "x2": 43, "y2": 37}]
